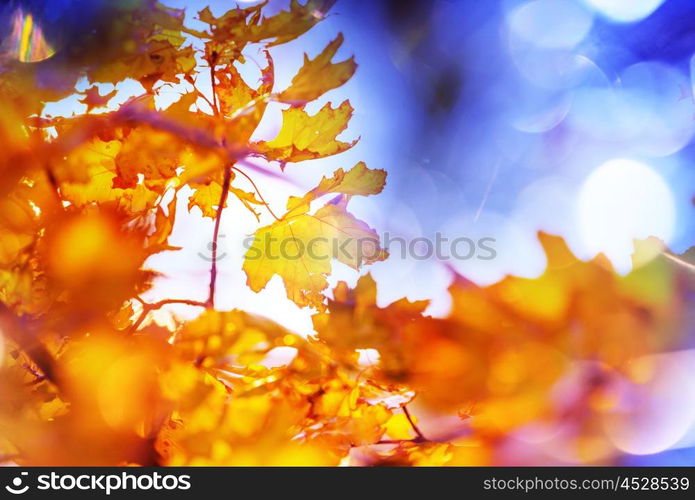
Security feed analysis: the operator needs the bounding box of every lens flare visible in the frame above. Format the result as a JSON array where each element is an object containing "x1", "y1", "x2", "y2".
[{"x1": 9, "y1": 8, "x2": 55, "y2": 63}]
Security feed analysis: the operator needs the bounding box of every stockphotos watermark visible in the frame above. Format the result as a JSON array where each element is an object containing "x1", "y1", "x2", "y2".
[
  {"x1": 4, "y1": 470, "x2": 191, "y2": 495},
  {"x1": 198, "y1": 232, "x2": 497, "y2": 262}
]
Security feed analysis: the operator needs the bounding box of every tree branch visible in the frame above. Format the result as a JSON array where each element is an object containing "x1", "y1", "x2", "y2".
[
  {"x1": 207, "y1": 166, "x2": 232, "y2": 308},
  {"x1": 0, "y1": 304, "x2": 61, "y2": 388},
  {"x1": 209, "y1": 52, "x2": 219, "y2": 116},
  {"x1": 231, "y1": 165, "x2": 281, "y2": 221},
  {"x1": 402, "y1": 404, "x2": 427, "y2": 442},
  {"x1": 128, "y1": 298, "x2": 207, "y2": 334}
]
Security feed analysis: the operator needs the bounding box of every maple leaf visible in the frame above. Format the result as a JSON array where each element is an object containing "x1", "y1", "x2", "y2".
[
  {"x1": 296, "y1": 161, "x2": 387, "y2": 200},
  {"x1": 249, "y1": 0, "x2": 337, "y2": 47},
  {"x1": 279, "y1": 33, "x2": 357, "y2": 105},
  {"x1": 3, "y1": 0, "x2": 690, "y2": 468},
  {"x1": 448, "y1": 233, "x2": 683, "y2": 369},
  {"x1": 158, "y1": 390, "x2": 335, "y2": 465},
  {"x1": 114, "y1": 126, "x2": 184, "y2": 189},
  {"x1": 86, "y1": 4, "x2": 195, "y2": 92},
  {"x1": 197, "y1": 0, "x2": 337, "y2": 61},
  {"x1": 175, "y1": 309, "x2": 299, "y2": 368},
  {"x1": 61, "y1": 167, "x2": 160, "y2": 215},
  {"x1": 188, "y1": 181, "x2": 225, "y2": 219},
  {"x1": 244, "y1": 202, "x2": 384, "y2": 309},
  {"x1": 78, "y1": 86, "x2": 118, "y2": 113},
  {"x1": 188, "y1": 170, "x2": 264, "y2": 220},
  {"x1": 216, "y1": 53, "x2": 275, "y2": 144},
  {"x1": 256, "y1": 100, "x2": 358, "y2": 163},
  {"x1": 243, "y1": 163, "x2": 387, "y2": 309},
  {"x1": 56, "y1": 135, "x2": 162, "y2": 217},
  {"x1": 145, "y1": 194, "x2": 181, "y2": 255},
  {"x1": 0, "y1": 186, "x2": 44, "y2": 268}
]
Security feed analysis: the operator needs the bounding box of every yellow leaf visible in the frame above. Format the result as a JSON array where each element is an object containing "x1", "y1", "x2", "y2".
[
  {"x1": 301, "y1": 161, "x2": 386, "y2": 203},
  {"x1": 198, "y1": 1, "x2": 337, "y2": 52},
  {"x1": 188, "y1": 181, "x2": 223, "y2": 218},
  {"x1": 90, "y1": 37, "x2": 195, "y2": 93},
  {"x1": 384, "y1": 413, "x2": 416, "y2": 440},
  {"x1": 243, "y1": 199, "x2": 386, "y2": 309},
  {"x1": 175, "y1": 309, "x2": 296, "y2": 367},
  {"x1": 257, "y1": 101, "x2": 357, "y2": 163},
  {"x1": 279, "y1": 33, "x2": 356, "y2": 104},
  {"x1": 217, "y1": 53, "x2": 274, "y2": 144},
  {"x1": 60, "y1": 163, "x2": 159, "y2": 216}
]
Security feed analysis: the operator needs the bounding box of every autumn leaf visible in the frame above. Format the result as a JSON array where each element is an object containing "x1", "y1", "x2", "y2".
[
  {"x1": 297, "y1": 161, "x2": 387, "y2": 200},
  {"x1": 256, "y1": 100, "x2": 358, "y2": 163},
  {"x1": 174, "y1": 309, "x2": 299, "y2": 367},
  {"x1": 1, "y1": 0, "x2": 690, "y2": 468},
  {"x1": 229, "y1": 185, "x2": 264, "y2": 221},
  {"x1": 216, "y1": 52, "x2": 274, "y2": 144},
  {"x1": 61, "y1": 166, "x2": 160, "y2": 215},
  {"x1": 0, "y1": 184, "x2": 46, "y2": 267},
  {"x1": 249, "y1": 0, "x2": 337, "y2": 47},
  {"x1": 188, "y1": 181, "x2": 224, "y2": 219},
  {"x1": 146, "y1": 194, "x2": 181, "y2": 255},
  {"x1": 197, "y1": 0, "x2": 337, "y2": 58},
  {"x1": 279, "y1": 33, "x2": 357, "y2": 105},
  {"x1": 114, "y1": 126, "x2": 184, "y2": 189},
  {"x1": 188, "y1": 171, "x2": 264, "y2": 220},
  {"x1": 78, "y1": 85, "x2": 118, "y2": 112},
  {"x1": 243, "y1": 163, "x2": 387, "y2": 309},
  {"x1": 448, "y1": 233, "x2": 682, "y2": 368},
  {"x1": 244, "y1": 201, "x2": 385, "y2": 309},
  {"x1": 87, "y1": 6, "x2": 196, "y2": 92}
]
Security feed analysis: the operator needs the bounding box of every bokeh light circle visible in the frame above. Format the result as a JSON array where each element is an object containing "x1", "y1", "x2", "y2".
[
  {"x1": 577, "y1": 159, "x2": 676, "y2": 273},
  {"x1": 582, "y1": 0, "x2": 666, "y2": 23},
  {"x1": 508, "y1": 0, "x2": 593, "y2": 49},
  {"x1": 604, "y1": 351, "x2": 695, "y2": 455}
]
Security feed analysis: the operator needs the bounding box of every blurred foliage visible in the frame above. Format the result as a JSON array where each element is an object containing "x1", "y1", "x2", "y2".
[{"x1": 0, "y1": 0, "x2": 693, "y2": 466}]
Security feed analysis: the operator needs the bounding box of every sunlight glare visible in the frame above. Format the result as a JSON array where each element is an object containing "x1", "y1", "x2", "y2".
[{"x1": 577, "y1": 159, "x2": 676, "y2": 273}]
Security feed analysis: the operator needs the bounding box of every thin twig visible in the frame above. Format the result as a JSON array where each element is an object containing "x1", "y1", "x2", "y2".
[
  {"x1": 189, "y1": 80, "x2": 217, "y2": 114},
  {"x1": 231, "y1": 165, "x2": 281, "y2": 221},
  {"x1": 209, "y1": 52, "x2": 219, "y2": 116},
  {"x1": 402, "y1": 405, "x2": 427, "y2": 442},
  {"x1": 128, "y1": 298, "x2": 207, "y2": 334},
  {"x1": 374, "y1": 439, "x2": 415, "y2": 445},
  {"x1": 207, "y1": 167, "x2": 232, "y2": 307}
]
